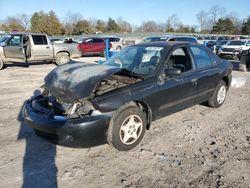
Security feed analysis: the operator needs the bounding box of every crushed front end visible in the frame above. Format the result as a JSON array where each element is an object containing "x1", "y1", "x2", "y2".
[{"x1": 22, "y1": 88, "x2": 113, "y2": 146}]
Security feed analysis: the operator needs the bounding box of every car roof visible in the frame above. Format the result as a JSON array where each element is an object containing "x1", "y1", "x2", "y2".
[
  {"x1": 7, "y1": 32, "x2": 48, "y2": 35},
  {"x1": 134, "y1": 41, "x2": 192, "y2": 48}
]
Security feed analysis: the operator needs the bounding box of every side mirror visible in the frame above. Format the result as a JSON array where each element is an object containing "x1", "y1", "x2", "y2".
[{"x1": 165, "y1": 68, "x2": 181, "y2": 77}]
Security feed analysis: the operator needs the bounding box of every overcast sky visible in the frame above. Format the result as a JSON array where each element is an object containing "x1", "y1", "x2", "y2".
[{"x1": 0, "y1": 0, "x2": 249, "y2": 26}]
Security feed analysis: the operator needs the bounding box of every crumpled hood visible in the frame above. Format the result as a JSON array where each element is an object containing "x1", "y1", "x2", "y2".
[{"x1": 44, "y1": 61, "x2": 122, "y2": 103}]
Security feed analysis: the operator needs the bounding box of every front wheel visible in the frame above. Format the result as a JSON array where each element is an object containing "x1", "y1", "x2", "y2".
[
  {"x1": 107, "y1": 106, "x2": 146, "y2": 151},
  {"x1": 208, "y1": 81, "x2": 227, "y2": 108},
  {"x1": 55, "y1": 52, "x2": 70, "y2": 65}
]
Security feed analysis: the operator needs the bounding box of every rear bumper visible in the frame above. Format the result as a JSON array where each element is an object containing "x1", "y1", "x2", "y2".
[{"x1": 22, "y1": 99, "x2": 112, "y2": 146}]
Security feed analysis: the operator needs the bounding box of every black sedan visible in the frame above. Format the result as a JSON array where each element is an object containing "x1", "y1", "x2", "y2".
[{"x1": 22, "y1": 42, "x2": 232, "y2": 151}]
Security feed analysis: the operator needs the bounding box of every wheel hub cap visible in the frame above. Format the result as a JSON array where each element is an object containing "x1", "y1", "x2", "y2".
[
  {"x1": 217, "y1": 86, "x2": 226, "y2": 104},
  {"x1": 119, "y1": 115, "x2": 143, "y2": 145}
]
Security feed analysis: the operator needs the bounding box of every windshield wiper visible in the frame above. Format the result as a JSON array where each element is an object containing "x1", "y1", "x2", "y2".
[{"x1": 120, "y1": 68, "x2": 144, "y2": 79}]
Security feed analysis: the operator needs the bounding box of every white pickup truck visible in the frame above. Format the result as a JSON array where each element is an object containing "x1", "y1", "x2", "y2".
[{"x1": 0, "y1": 33, "x2": 82, "y2": 69}]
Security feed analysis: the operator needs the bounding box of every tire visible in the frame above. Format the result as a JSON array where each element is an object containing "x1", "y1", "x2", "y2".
[
  {"x1": 208, "y1": 81, "x2": 227, "y2": 108},
  {"x1": 55, "y1": 52, "x2": 70, "y2": 66},
  {"x1": 0, "y1": 59, "x2": 4, "y2": 70},
  {"x1": 108, "y1": 106, "x2": 147, "y2": 151},
  {"x1": 239, "y1": 56, "x2": 247, "y2": 72},
  {"x1": 102, "y1": 50, "x2": 106, "y2": 58},
  {"x1": 116, "y1": 46, "x2": 121, "y2": 51}
]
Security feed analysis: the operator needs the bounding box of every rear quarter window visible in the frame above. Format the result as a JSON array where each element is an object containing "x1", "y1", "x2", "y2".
[
  {"x1": 190, "y1": 46, "x2": 212, "y2": 69},
  {"x1": 93, "y1": 38, "x2": 104, "y2": 43},
  {"x1": 188, "y1": 38, "x2": 197, "y2": 43}
]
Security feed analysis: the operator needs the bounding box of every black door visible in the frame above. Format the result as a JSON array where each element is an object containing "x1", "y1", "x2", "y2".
[
  {"x1": 189, "y1": 45, "x2": 219, "y2": 103},
  {"x1": 155, "y1": 46, "x2": 197, "y2": 119}
]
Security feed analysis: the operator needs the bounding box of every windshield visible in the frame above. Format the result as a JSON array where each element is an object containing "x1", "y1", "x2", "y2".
[
  {"x1": 0, "y1": 34, "x2": 11, "y2": 43},
  {"x1": 227, "y1": 41, "x2": 246, "y2": 46},
  {"x1": 105, "y1": 46, "x2": 165, "y2": 78},
  {"x1": 217, "y1": 40, "x2": 228, "y2": 45}
]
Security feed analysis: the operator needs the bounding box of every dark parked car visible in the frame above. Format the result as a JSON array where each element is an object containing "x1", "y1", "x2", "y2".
[
  {"x1": 77, "y1": 37, "x2": 111, "y2": 57},
  {"x1": 22, "y1": 42, "x2": 232, "y2": 151},
  {"x1": 238, "y1": 49, "x2": 250, "y2": 71},
  {"x1": 213, "y1": 40, "x2": 229, "y2": 54},
  {"x1": 140, "y1": 36, "x2": 163, "y2": 43},
  {"x1": 141, "y1": 36, "x2": 198, "y2": 44}
]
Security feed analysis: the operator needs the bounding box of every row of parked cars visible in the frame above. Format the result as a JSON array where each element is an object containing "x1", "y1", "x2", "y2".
[
  {"x1": 0, "y1": 32, "x2": 249, "y2": 70},
  {"x1": 205, "y1": 39, "x2": 250, "y2": 59},
  {"x1": 51, "y1": 36, "x2": 126, "y2": 56},
  {"x1": 0, "y1": 33, "x2": 129, "y2": 69}
]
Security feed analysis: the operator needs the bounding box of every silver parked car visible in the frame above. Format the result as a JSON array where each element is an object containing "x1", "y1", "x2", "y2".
[{"x1": 0, "y1": 33, "x2": 82, "y2": 69}]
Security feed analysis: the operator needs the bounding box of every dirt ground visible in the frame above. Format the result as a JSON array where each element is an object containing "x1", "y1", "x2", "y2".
[{"x1": 0, "y1": 58, "x2": 249, "y2": 188}]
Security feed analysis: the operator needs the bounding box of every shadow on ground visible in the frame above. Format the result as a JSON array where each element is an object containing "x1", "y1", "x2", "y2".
[
  {"x1": 4, "y1": 61, "x2": 53, "y2": 69},
  {"x1": 17, "y1": 90, "x2": 108, "y2": 187},
  {"x1": 17, "y1": 90, "x2": 58, "y2": 188}
]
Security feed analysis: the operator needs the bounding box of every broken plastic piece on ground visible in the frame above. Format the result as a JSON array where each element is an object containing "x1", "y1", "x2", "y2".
[{"x1": 231, "y1": 76, "x2": 246, "y2": 88}]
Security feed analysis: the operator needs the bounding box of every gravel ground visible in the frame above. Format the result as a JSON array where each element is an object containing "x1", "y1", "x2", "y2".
[{"x1": 0, "y1": 58, "x2": 249, "y2": 188}]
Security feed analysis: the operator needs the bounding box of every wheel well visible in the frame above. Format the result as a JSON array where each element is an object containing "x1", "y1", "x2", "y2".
[
  {"x1": 134, "y1": 101, "x2": 152, "y2": 130},
  {"x1": 56, "y1": 51, "x2": 70, "y2": 57},
  {"x1": 222, "y1": 76, "x2": 230, "y2": 88}
]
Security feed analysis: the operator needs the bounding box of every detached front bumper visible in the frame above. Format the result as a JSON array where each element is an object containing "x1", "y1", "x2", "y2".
[{"x1": 22, "y1": 99, "x2": 112, "y2": 146}]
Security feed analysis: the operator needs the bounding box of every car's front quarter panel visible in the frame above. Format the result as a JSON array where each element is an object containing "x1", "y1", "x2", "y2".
[{"x1": 93, "y1": 78, "x2": 160, "y2": 118}]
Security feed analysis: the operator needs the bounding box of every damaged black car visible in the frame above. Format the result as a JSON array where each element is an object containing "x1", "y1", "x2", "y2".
[{"x1": 22, "y1": 42, "x2": 232, "y2": 151}]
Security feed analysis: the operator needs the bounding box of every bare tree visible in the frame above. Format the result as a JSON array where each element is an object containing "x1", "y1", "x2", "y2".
[
  {"x1": 209, "y1": 5, "x2": 226, "y2": 26},
  {"x1": 4, "y1": 16, "x2": 24, "y2": 31},
  {"x1": 64, "y1": 12, "x2": 82, "y2": 35},
  {"x1": 18, "y1": 14, "x2": 30, "y2": 31},
  {"x1": 196, "y1": 11, "x2": 209, "y2": 32},
  {"x1": 166, "y1": 14, "x2": 180, "y2": 31},
  {"x1": 117, "y1": 17, "x2": 132, "y2": 32},
  {"x1": 139, "y1": 21, "x2": 159, "y2": 32}
]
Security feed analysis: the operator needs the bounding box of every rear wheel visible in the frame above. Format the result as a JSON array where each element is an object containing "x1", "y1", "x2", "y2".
[
  {"x1": 55, "y1": 52, "x2": 70, "y2": 65},
  {"x1": 102, "y1": 50, "x2": 106, "y2": 58},
  {"x1": 108, "y1": 106, "x2": 146, "y2": 151},
  {"x1": 239, "y1": 56, "x2": 248, "y2": 72},
  {"x1": 116, "y1": 46, "x2": 121, "y2": 51},
  {"x1": 208, "y1": 81, "x2": 227, "y2": 108},
  {"x1": 0, "y1": 59, "x2": 4, "y2": 70}
]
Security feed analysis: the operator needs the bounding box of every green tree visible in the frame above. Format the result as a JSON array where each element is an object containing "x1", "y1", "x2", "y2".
[
  {"x1": 96, "y1": 20, "x2": 107, "y2": 32},
  {"x1": 107, "y1": 17, "x2": 121, "y2": 32},
  {"x1": 242, "y1": 16, "x2": 250, "y2": 35},
  {"x1": 31, "y1": 11, "x2": 63, "y2": 35},
  {"x1": 47, "y1": 11, "x2": 63, "y2": 35},
  {"x1": 211, "y1": 18, "x2": 236, "y2": 34},
  {"x1": 73, "y1": 20, "x2": 92, "y2": 34},
  {"x1": 30, "y1": 11, "x2": 47, "y2": 33}
]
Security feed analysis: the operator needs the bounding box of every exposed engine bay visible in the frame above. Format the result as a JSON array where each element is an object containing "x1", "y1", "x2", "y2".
[{"x1": 35, "y1": 73, "x2": 140, "y2": 118}]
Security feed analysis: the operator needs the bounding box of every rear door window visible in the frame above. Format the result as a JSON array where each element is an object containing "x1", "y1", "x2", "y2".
[
  {"x1": 190, "y1": 46, "x2": 212, "y2": 69},
  {"x1": 93, "y1": 38, "x2": 104, "y2": 43},
  {"x1": 32, "y1": 35, "x2": 48, "y2": 45}
]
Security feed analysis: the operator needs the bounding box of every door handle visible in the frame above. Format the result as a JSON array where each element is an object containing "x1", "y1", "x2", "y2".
[{"x1": 46, "y1": 46, "x2": 50, "y2": 49}]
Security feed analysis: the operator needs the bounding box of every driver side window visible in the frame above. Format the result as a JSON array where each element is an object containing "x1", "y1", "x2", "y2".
[
  {"x1": 166, "y1": 47, "x2": 192, "y2": 73},
  {"x1": 7, "y1": 35, "x2": 22, "y2": 46}
]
